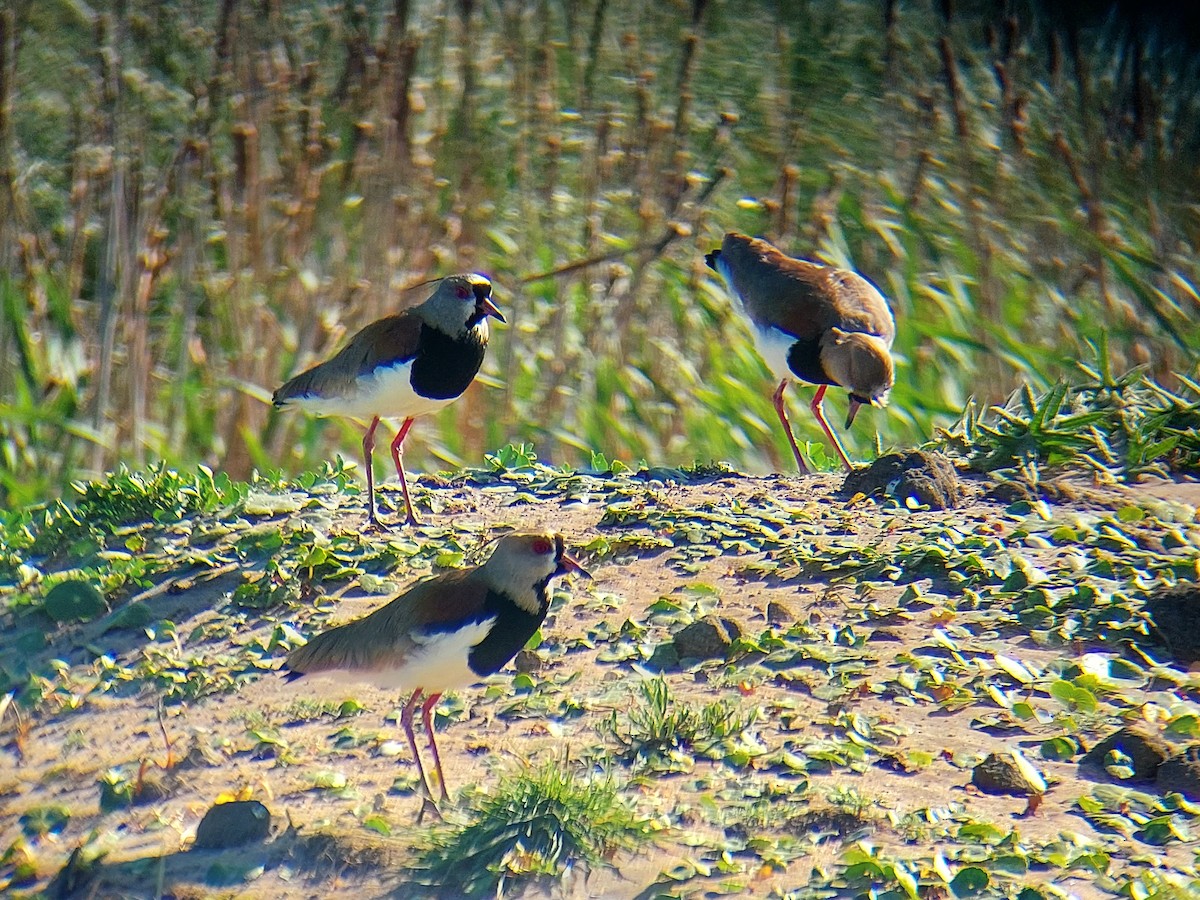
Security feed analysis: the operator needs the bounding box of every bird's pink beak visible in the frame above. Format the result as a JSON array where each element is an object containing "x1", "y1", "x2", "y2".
[
  {"x1": 557, "y1": 552, "x2": 592, "y2": 580},
  {"x1": 845, "y1": 396, "x2": 864, "y2": 429}
]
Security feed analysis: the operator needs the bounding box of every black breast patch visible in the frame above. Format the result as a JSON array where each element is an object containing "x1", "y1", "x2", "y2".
[
  {"x1": 409, "y1": 326, "x2": 488, "y2": 401},
  {"x1": 464, "y1": 588, "x2": 548, "y2": 677},
  {"x1": 786, "y1": 335, "x2": 834, "y2": 386}
]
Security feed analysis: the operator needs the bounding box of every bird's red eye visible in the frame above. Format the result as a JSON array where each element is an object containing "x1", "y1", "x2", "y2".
[
  {"x1": 455, "y1": 285, "x2": 471, "y2": 300},
  {"x1": 532, "y1": 538, "x2": 553, "y2": 555}
]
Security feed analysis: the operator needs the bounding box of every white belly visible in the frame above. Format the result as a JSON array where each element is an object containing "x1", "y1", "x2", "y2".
[
  {"x1": 307, "y1": 618, "x2": 496, "y2": 695},
  {"x1": 751, "y1": 324, "x2": 799, "y2": 385},
  {"x1": 288, "y1": 359, "x2": 456, "y2": 420},
  {"x1": 715, "y1": 257, "x2": 799, "y2": 385}
]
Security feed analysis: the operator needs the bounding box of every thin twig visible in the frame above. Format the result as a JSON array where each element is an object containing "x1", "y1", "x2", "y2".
[{"x1": 520, "y1": 168, "x2": 727, "y2": 283}]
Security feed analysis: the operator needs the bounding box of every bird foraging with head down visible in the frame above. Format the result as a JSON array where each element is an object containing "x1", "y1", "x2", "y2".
[
  {"x1": 272, "y1": 273, "x2": 505, "y2": 528},
  {"x1": 705, "y1": 232, "x2": 895, "y2": 473},
  {"x1": 281, "y1": 531, "x2": 591, "y2": 814}
]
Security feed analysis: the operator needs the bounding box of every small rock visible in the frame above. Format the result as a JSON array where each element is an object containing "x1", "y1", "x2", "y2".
[
  {"x1": 1144, "y1": 585, "x2": 1200, "y2": 665},
  {"x1": 673, "y1": 616, "x2": 742, "y2": 660},
  {"x1": 192, "y1": 800, "x2": 271, "y2": 850},
  {"x1": 512, "y1": 649, "x2": 543, "y2": 674},
  {"x1": 1156, "y1": 745, "x2": 1200, "y2": 800},
  {"x1": 971, "y1": 749, "x2": 1046, "y2": 796},
  {"x1": 841, "y1": 450, "x2": 964, "y2": 510},
  {"x1": 1081, "y1": 726, "x2": 1171, "y2": 782},
  {"x1": 766, "y1": 601, "x2": 796, "y2": 625}
]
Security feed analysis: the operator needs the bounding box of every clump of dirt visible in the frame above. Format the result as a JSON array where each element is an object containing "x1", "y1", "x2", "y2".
[
  {"x1": 1157, "y1": 746, "x2": 1200, "y2": 800},
  {"x1": 971, "y1": 752, "x2": 1045, "y2": 796},
  {"x1": 766, "y1": 600, "x2": 797, "y2": 624},
  {"x1": 192, "y1": 800, "x2": 272, "y2": 850},
  {"x1": 841, "y1": 450, "x2": 965, "y2": 509},
  {"x1": 287, "y1": 830, "x2": 409, "y2": 875},
  {"x1": 1081, "y1": 726, "x2": 1172, "y2": 782},
  {"x1": 673, "y1": 616, "x2": 742, "y2": 661},
  {"x1": 1144, "y1": 585, "x2": 1200, "y2": 664},
  {"x1": 984, "y1": 478, "x2": 1083, "y2": 505},
  {"x1": 513, "y1": 648, "x2": 543, "y2": 673},
  {"x1": 792, "y1": 807, "x2": 873, "y2": 840}
]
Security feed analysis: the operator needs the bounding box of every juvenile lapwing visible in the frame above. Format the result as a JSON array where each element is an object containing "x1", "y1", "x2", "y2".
[{"x1": 705, "y1": 232, "x2": 895, "y2": 473}]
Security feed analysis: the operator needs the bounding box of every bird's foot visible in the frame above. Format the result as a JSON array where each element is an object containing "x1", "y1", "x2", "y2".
[
  {"x1": 361, "y1": 516, "x2": 390, "y2": 535},
  {"x1": 415, "y1": 795, "x2": 443, "y2": 825},
  {"x1": 787, "y1": 450, "x2": 812, "y2": 476}
]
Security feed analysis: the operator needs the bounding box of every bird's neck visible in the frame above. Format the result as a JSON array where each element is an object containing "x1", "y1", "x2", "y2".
[{"x1": 482, "y1": 576, "x2": 550, "y2": 617}]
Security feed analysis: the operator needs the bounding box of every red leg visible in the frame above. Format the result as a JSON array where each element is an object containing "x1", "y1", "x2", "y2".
[
  {"x1": 400, "y1": 690, "x2": 440, "y2": 819},
  {"x1": 389, "y1": 417, "x2": 420, "y2": 527},
  {"x1": 809, "y1": 384, "x2": 855, "y2": 471},
  {"x1": 420, "y1": 693, "x2": 448, "y2": 801},
  {"x1": 772, "y1": 380, "x2": 811, "y2": 475},
  {"x1": 361, "y1": 416, "x2": 382, "y2": 527}
]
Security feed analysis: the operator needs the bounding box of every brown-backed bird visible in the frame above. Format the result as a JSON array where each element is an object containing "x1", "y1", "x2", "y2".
[
  {"x1": 273, "y1": 274, "x2": 504, "y2": 527},
  {"x1": 282, "y1": 531, "x2": 590, "y2": 811},
  {"x1": 705, "y1": 232, "x2": 895, "y2": 473}
]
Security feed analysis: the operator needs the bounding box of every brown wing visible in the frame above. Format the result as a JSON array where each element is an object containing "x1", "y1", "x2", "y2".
[
  {"x1": 273, "y1": 311, "x2": 424, "y2": 404},
  {"x1": 284, "y1": 566, "x2": 492, "y2": 675},
  {"x1": 823, "y1": 269, "x2": 896, "y2": 346},
  {"x1": 720, "y1": 233, "x2": 893, "y2": 343}
]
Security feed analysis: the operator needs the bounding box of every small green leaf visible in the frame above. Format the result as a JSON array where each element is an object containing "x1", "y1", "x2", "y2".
[
  {"x1": 1136, "y1": 816, "x2": 1187, "y2": 845},
  {"x1": 950, "y1": 866, "x2": 990, "y2": 896},
  {"x1": 311, "y1": 770, "x2": 348, "y2": 790},
  {"x1": 1040, "y1": 736, "x2": 1079, "y2": 761},
  {"x1": 337, "y1": 699, "x2": 364, "y2": 718},
  {"x1": 513, "y1": 673, "x2": 536, "y2": 691},
  {"x1": 362, "y1": 814, "x2": 392, "y2": 836},
  {"x1": 1115, "y1": 505, "x2": 1145, "y2": 523},
  {"x1": 994, "y1": 653, "x2": 1034, "y2": 684}
]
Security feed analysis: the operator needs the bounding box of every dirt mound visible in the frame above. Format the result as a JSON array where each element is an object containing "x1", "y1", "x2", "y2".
[{"x1": 841, "y1": 449, "x2": 965, "y2": 509}]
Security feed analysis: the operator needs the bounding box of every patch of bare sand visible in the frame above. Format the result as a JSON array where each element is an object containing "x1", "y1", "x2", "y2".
[{"x1": 2, "y1": 471, "x2": 1197, "y2": 898}]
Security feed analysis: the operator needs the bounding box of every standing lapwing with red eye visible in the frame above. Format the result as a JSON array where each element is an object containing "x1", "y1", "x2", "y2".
[
  {"x1": 705, "y1": 233, "x2": 895, "y2": 473},
  {"x1": 282, "y1": 531, "x2": 590, "y2": 815},
  {"x1": 273, "y1": 273, "x2": 505, "y2": 528}
]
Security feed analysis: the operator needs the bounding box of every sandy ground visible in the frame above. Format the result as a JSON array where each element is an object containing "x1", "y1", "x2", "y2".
[{"x1": 2, "y1": 467, "x2": 1198, "y2": 898}]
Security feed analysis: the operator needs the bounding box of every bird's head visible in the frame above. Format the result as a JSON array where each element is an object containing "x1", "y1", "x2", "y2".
[
  {"x1": 482, "y1": 531, "x2": 591, "y2": 612},
  {"x1": 820, "y1": 328, "x2": 894, "y2": 428},
  {"x1": 420, "y1": 273, "x2": 505, "y2": 335}
]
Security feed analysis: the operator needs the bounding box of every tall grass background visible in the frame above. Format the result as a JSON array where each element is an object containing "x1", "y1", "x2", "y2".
[{"x1": 0, "y1": 0, "x2": 1197, "y2": 507}]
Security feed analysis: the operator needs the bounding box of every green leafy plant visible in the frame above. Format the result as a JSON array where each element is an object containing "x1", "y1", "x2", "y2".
[
  {"x1": 17, "y1": 805, "x2": 70, "y2": 839},
  {"x1": 19, "y1": 463, "x2": 242, "y2": 558},
  {"x1": 484, "y1": 443, "x2": 540, "y2": 472},
  {"x1": 604, "y1": 675, "x2": 758, "y2": 770},
  {"x1": 417, "y1": 758, "x2": 649, "y2": 898},
  {"x1": 936, "y1": 342, "x2": 1200, "y2": 481}
]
